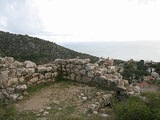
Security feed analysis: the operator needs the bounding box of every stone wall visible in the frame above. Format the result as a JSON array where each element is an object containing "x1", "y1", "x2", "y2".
[
  {"x1": 0, "y1": 57, "x2": 140, "y2": 103},
  {"x1": 0, "y1": 57, "x2": 58, "y2": 102},
  {"x1": 54, "y1": 58, "x2": 128, "y2": 90}
]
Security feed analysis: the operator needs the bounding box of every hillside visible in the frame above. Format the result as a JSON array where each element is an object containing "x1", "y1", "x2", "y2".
[{"x1": 0, "y1": 31, "x2": 98, "y2": 64}]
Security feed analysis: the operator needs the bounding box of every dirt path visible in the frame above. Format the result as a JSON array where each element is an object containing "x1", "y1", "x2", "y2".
[
  {"x1": 14, "y1": 81, "x2": 113, "y2": 120},
  {"x1": 15, "y1": 82, "x2": 95, "y2": 112}
]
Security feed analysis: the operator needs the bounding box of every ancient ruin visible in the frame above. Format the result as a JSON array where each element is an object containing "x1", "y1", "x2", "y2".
[{"x1": 0, "y1": 57, "x2": 140, "y2": 103}]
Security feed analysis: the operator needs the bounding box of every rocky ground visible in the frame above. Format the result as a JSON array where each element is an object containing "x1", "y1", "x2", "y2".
[{"x1": 13, "y1": 80, "x2": 115, "y2": 120}]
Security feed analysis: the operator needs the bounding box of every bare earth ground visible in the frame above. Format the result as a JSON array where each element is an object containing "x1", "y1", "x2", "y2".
[{"x1": 14, "y1": 81, "x2": 114, "y2": 120}]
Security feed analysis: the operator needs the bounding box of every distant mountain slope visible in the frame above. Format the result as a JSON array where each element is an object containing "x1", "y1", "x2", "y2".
[{"x1": 0, "y1": 31, "x2": 98, "y2": 64}]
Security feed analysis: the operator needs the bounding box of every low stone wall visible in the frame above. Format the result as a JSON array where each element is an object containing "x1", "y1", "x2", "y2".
[
  {"x1": 54, "y1": 58, "x2": 128, "y2": 90},
  {"x1": 0, "y1": 57, "x2": 140, "y2": 103},
  {"x1": 0, "y1": 57, "x2": 58, "y2": 102}
]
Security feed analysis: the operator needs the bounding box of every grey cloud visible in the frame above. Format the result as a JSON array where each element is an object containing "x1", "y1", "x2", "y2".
[{"x1": 0, "y1": 0, "x2": 43, "y2": 35}]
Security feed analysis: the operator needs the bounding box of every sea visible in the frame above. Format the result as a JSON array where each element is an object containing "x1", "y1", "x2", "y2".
[{"x1": 58, "y1": 41, "x2": 160, "y2": 62}]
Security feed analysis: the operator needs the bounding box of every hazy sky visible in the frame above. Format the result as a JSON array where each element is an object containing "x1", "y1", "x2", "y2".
[{"x1": 0, "y1": 0, "x2": 160, "y2": 42}]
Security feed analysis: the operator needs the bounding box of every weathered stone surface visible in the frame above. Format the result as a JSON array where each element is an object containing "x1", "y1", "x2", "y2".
[
  {"x1": 82, "y1": 77, "x2": 92, "y2": 83},
  {"x1": 46, "y1": 67, "x2": 52, "y2": 72},
  {"x1": 95, "y1": 70, "x2": 102, "y2": 76},
  {"x1": 123, "y1": 80, "x2": 129, "y2": 86},
  {"x1": 0, "y1": 70, "x2": 9, "y2": 88},
  {"x1": 13, "y1": 61, "x2": 25, "y2": 67},
  {"x1": 26, "y1": 68, "x2": 35, "y2": 74},
  {"x1": 43, "y1": 111, "x2": 49, "y2": 116},
  {"x1": 52, "y1": 66, "x2": 58, "y2": 71},
  {"x1": 0, "y1": 92, "x2": 4, "y2": 99},
  {"x1": 93, "y1": 111, "x2": 98, "y2": 114},
  {"x1": 16, "y1": 68, "x2": 25, "y2": 77},
  {"x1": 19, "y1": 77, "x2": 25, "y2": 83},
  {"x1": 2, "y1": 90, "x2": 9, "y2": 98},
  {"x1": 85, "y1": 64, "x2": 95, "y2": 71},
  {"x1": 23, "y1": 91, "x2": 29, "y2": 96},
  {"x1": 100, "y1": 94, "x2": 112, "y2": 106},
  {"x1": 6, "y1": 87, "x2": 15, "y2": 93},
  {"x1": 151, "y1": 72, "x2": 159, "y2": 78},
  {"x1": 46, "y1": 106, "x2": 51, "y2": 110},
  {"x1": 82, "y1": 96, "x2": 87, "y2": 101},
  {"x1": 52, "y1": 72, "x2": 58, "y2": 77},
  {"x1": 100, "y1": 114, "x2": 108, "y2": 118},
  {"x1": 39, "y1": 74, "x2": 45, "y2": 80},
  {"x1": 16, "y1": 84, "x2": 27, "y2": 91},
  {"x1": 10, "y1": 93, "x2": 19, "y2": 101},
  {"x1": 8, "y1": 69, "x2": 16, "y2": 77},
  {"x1": 133, "y1": 86, "x2": 140, "y2": 94},
  {"x1": 76, "y1": 75, "x2": 82, "y2": 82},
  {"x1": 74, "y1": 68, "x2": 80, "y2": 75},
  {"x1": 3, "y1": 57, "x2": 14, "y2": 65},
  {"x1": 77, "y1": 65, "x2": 82, "y2": 69},
  {"x1": 94, "y1": 76, "x2": 108, "y2": 86},
  {"x1": 8, "y1": 78, "x2": 19, "y2": 86},
  {"x1": 17, "y1": 95, "x2": 23, "y2": 100},
  {"x1": 30, "y1": 77, "x2": 38, "y2": 83},
  {"x1": 37, "y1": 66, "x2": 47, "y2": 73},
  {"x1": 54, "y1": 59, "x2": 65, "y2": 65},
  {"x1": 45, "y1": 73, "x2": 52, "y2": 79},
  {"x1": 80, "y1": 69, "x2": 86, "y2": 75},
  {"x1": 117, "y1": 86, "x2": 127, "y2": 91},
  {"x1": 71, "y1": 73, "x2": 75, "y2": 81},
  {"x1": 25, "y1": 61, "x2": 37, "y2": 68},
  {"x1": 87, "y1": 71, "x2": 94, "y2": 78},
  {"x1": 0, "y1": 64, "x2": 5, "y2": 68},
  {"x1": 0, "y1": 57, "x2": 5, "y2": 64}
]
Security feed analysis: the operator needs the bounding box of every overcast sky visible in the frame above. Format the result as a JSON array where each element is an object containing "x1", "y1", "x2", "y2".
[{"x1": 0, "y1": 0, "x2": 160, "y2": 42}]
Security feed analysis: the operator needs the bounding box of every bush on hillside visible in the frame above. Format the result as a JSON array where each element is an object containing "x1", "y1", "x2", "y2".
[{"x1": 114, "y1": 92, "x2": 160, "y2": 120}]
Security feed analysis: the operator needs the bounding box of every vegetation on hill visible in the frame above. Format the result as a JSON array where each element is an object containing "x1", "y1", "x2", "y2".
[
  {"x1": 0, "y1": 31, "x2": 98, "y2": 64},
  {"x1": 121, "y1": 60, "x2": 150, "y2": 83}
]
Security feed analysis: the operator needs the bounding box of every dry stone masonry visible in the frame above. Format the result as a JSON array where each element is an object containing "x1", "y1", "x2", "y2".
[
  {"x1": 54, "y1": 58, "x2": 127, "y2": 90},
  {"x1": 0, "y1": 57, "x2": 140, "y2": 103},
  {"x1": 0, "y1": 57, "x2": 58, "y2": 102}
]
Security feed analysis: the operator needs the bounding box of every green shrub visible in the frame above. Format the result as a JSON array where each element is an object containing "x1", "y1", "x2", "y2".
[
  {"x1": 114, "y1": 93, "x2": 160, "y2": 120},
  {"x1": 114, "y1": 96, "x2": 151, "y2": 120}
]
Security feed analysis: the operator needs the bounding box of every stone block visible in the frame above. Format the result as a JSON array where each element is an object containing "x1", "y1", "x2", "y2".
[
  {"x1": 30, "y1": 77, "x2": 38, "y2": 83},
  {"x1": 25, "y1": 61, "x2": 37, "y2": 68},
  {"x1": 8, "y1": 78, "x2": 19, "y2": 86}
]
